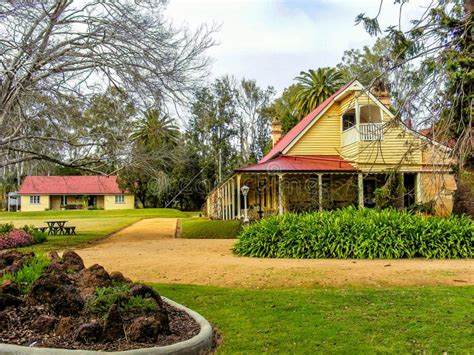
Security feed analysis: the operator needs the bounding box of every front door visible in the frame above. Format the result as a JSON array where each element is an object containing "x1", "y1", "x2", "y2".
[{"x1": 88, "y1": 195, "x2": 97, "y2": 209}]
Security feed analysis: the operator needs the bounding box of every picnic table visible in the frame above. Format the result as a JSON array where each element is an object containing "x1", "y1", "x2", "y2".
[{"x1": 45, "y1": 221, "x2": 75, "y2": 235}]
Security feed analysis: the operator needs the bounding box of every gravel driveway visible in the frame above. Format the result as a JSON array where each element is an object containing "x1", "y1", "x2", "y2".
[{"x1": 76, "y1": 218, "x2": 474, "y2": 288}]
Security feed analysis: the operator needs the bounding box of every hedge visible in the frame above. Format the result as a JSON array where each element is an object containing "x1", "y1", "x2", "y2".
[{"x1": 233, "y1": 207, "x2": 473, "y2": 259}]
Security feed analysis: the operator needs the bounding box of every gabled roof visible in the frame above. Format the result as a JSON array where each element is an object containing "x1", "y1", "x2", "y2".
[
  {"x1": 260, "y1": 80, "x2": 355, "y2": 163},
  {"x1": 235, "y1": 155, "x2": 355, "y2": 172},
  {"x1": 18, "y1": 176, "x2": 125, "y2": 195}
]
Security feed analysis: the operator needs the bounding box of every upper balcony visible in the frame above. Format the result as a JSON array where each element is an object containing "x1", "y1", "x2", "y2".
[{"x1": 341, "y1": 103, "x2": 384, "y2": 146}]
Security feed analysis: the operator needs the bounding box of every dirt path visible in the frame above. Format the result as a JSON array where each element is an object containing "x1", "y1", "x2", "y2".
[{"x1": 77, "y1": 218, "x2": 474, "y2": 288}]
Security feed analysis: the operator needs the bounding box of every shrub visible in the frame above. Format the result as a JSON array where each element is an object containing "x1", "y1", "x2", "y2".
[
  {"x1": 0, "y1": 223, "x2": 14, "y2": 234},
  {"x1": 21, "y1": 225, "x2": 47, "y2": 244},
  {"x1": 0, "y1": 255, "x2": 51, "y2": 292},
  {"x1": 233, "y1": 207, "x2": 474, "y2": 259},
  {"x1": 86, "y1": 282, "x2": 158, "y2": 316},
  {"x1": 0, "y1": 229, "x2": 34, "y2": 249}
]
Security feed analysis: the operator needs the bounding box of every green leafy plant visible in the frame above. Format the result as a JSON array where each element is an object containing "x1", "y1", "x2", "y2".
[
  {"x1": 86, "y1": 281, "x2": 158, "y2": 316},
  {"x1": 21, "y1": 224, "x2": 47, "y2": 244},
  {"x1": 0, "y1": 223, "x2": 14, "y2": 234},
  {"x1": 233, "y1": 207, "x2": 473, "y2": 259},
  {"x1": 0, "y1": 255, "x2": 51, "y2": 293}
]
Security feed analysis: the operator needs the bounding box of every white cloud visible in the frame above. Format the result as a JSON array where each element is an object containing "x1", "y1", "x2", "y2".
[{"x1": 166, "y1": 0, "x2": 431, "y2": 93}]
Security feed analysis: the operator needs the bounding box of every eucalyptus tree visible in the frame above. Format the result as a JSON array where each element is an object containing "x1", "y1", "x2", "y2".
[
  {"x1": 356, "y1": 0, "x2": 473, "y2": 164},
  {"x1": 0, "y1": 0, "x2": 215, "y2": 172}
]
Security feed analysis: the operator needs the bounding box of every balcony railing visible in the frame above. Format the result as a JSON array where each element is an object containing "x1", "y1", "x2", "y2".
[
  {"x1": 359, "y1": 123, "x2": 384, "y2": 141},
  {"x1": 341, "y1": 123, "x2": 384, "y2": 146}
]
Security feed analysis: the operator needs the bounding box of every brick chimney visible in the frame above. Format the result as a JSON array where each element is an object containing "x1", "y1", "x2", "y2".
[
  {"x1": 372, "y1": 80, "x2": 391, "y2": 108},
  {"x1": 271, "y1": 119, "x2": 282, "y2": 147}
]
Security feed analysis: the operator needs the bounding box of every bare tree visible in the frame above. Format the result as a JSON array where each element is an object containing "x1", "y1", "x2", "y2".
[{"x1": 0, "y1": 0, "x2": 216, "y2": 171}]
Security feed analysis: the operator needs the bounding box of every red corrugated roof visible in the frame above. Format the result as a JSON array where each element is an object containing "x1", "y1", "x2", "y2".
[
  {"x1": 18, "y1": 176, "x2": 125, "y2": 195},
  {"x1": 260, "y1": 80, "x2": 355, "y2": 163},
  {"x1": 235, "y1": 155, "x2": 355, "y2": 172}
]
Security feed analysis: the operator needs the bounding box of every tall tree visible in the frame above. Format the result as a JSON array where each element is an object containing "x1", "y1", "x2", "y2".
[
  {"x1": 236, "y1": 79, "x2": 275, "y2": 163},
  {"x1": 293, "y1": 68, "x2": 345, "y2": 116},
  {"x1": 264, "y1": 84, "x2": 302, "y2": 134},
  {"x1": 131, "y1": 109, "x2": 180, "y2": 150},
  {"x1": 0, "y1": 1, "x2": 215, "y2": 171},
  {"x1": 356, "y1": 0, "x2": 473, "y2": 164},
  {"x1": 337, "y1": 38, "x2": 391, "y2": 86}
]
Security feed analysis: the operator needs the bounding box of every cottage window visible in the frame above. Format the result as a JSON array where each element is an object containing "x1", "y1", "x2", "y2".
[
  {"x1": 115, "y1": 195, "x2": 125, "y2": 204},
  {"x1": 342, "y1": 111, "x2": 356, "y2": 130},
  {"x1": 30, "y1": 195, "x2": 40, "y2": 204}
]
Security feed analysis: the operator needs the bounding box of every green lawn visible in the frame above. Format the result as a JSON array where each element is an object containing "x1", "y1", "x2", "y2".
[
  {"x1": 0, "y1": 208, "x2": 189, "y2": 220},
  {"x1": 156, "y1": 284, "x2": 473, "y2": 354},
  {"x1": 0, "y1": 208, "x2": 189, "y2": 252},
  {"x1": 180, "y1": 218, "x2": 241, "y2": 239}
]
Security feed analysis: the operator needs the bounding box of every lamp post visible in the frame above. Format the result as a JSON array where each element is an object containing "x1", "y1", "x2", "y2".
[{"x1": 241, "y1": 185, "x2": 249, "y2": 223}]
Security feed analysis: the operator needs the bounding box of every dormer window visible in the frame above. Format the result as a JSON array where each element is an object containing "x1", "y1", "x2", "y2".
[{"x1": 342, "y1": 109, "x2": 356, "y2": 130}]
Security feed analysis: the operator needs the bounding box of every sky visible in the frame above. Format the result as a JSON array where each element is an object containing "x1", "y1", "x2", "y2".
[{"x1": 166, "y1": 0, "x2": 431, "y2": 94}]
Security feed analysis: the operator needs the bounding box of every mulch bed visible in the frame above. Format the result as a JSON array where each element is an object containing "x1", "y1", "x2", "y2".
[
  {"x1": 0, "y1": 249, "x2": 201, "y2": 351},
  {"x1": 0, "y1": 300, "x2": 199, "y2": 351}
]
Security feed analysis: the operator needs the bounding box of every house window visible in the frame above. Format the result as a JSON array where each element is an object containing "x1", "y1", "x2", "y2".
[
  {"x1": 30, "y1": 195, "x2": 40, "y2": 204},
  {"x1": 342, "y1": 112, "x2": 356, "y2": 130},
  {"x1": 60, "y1": 195, "x2": 68, "y2": 206},
  {"x1": 115, "y1": 195, "x2": 125, "y2": 204}
]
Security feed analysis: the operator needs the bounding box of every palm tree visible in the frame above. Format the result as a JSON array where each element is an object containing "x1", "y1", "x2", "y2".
[
  {"x1": 131, "y1": 109, "x2": 180, "y2": 149},
  {"x1": 293, "y1": 68, "x2": 345, "y2": 117}
]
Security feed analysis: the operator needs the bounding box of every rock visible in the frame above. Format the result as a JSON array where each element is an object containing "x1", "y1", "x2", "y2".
[
  {"x1": 74, "y1": 321, "x2": 102, "y2": 344},
  {"x1": 29, "y1": 271, "x2": 72, "y2": 304},
  {"x1": 76, "y1": 264, "x2": 111, "y2": 299},
  {"x1": 47, "y1": 251, "x2": 61, "y2": 263},
  {"x1": 0, "y1": 250, "x2": 32, "y2": 268},
  {"x1": 31, "y1": 315, "x2": 58, "y2": 334},
  {"x1": 128, "y1": 316, "x2": 161, "y2": 343},
  {"x1": 103, "y1": 303, "x2": 125, "y2": 341},
  {"x1": 50, "y1": 285, "x2": 84, "y2": 316},
  {"x1": 109, "y1": 271, "x2": 128, "y2": 284},
  {"x1": 0, "y1": 291, "x2": 22, "y2": 310},
  {"x1": 129, "y1": 284, "x2": 170, "y2": 334},
  {"x1": 43, "y1": 261, "x2": 66, "y2": 274},
  {"x1": 55, "y1": 317, "x2": 74, "y2": 336},
  {"x1": 1, "y1": 279, "x2": 20, "y2": 296},
  {"x1": 0, "y1": 251, "x2": 34, "y2": 276},
  {"x1": 61, "y1": 250, "x2": 84, "y2": 272},
  {"x1": 130, "y1": 284, "x2": 163, "y2": 307}
]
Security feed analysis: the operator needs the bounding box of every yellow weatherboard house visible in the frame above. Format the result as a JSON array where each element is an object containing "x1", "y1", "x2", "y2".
[
  {"x1": 207, "y1": 80, "x2": 456, "y2": 220},
  {"x1": 18, "y1": 175, "x2": 134, "y2": 211}
]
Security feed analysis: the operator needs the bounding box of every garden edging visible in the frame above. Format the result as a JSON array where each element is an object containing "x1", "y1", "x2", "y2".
[{"x1": 0, "y1": 297, "x2": 213, "y2": 355}]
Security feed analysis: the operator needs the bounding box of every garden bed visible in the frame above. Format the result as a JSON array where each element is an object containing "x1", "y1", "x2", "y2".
[
  {"x1": 0, "y1": 223, "x2": 47, "y2": 250},
  {"x1": 234, "y1": 207, "x2": 473, "y2": 259},
  {"x1": 0, "y1": 250, "x2": 208, "y2": 352}
]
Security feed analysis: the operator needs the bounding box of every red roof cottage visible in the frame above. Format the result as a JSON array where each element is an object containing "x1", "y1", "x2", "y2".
[{"x1": 18, "y1": 176, "x2": 134, "y2": 211}]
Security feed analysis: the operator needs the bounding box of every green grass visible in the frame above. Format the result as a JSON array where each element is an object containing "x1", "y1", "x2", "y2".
[
  {"x1": 156, "y1": 284, "x2": 473, "y2": 354},
  {"x1": 0, "y1": 208, "x2": 189, "y2": 220},
  {"x1": 180, "y1": 218, "x2": 241, "y2": 239},
  {"x1": 0, "y1": 208, "x2": 189, "y2": 252}
]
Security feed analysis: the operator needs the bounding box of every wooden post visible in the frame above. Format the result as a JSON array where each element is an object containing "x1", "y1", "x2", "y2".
[
  {"x1": 415, "y1": 172, "x2": 422, "y2": 204},
  {"x1": 278, "y1": 174, "x2": 284, "y2": 215},
  {"x1": 222, "y1": 186, "x2": 226, "y2": 220},
  {"x1": 236, "y1": 174, "x2": 241, "y2": 219},
  {"x1": 219, "y1": 187, "x2": 224, "y2": 220},
  {"x1": 231, "y1": 178, "x2": 235, "y2": 219},
  {"x1": 265, "y1": 176, "x2": 271, "y2": 216},
  {"x1": 225, "y1": 182, "x2": 230, "y2": 220},
  {"x1": 358, "y1": 173, "x2": 364, "y2": 207},
  {"x1": 318, "y1": 173, "x2": 323, "y2": 211}
]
